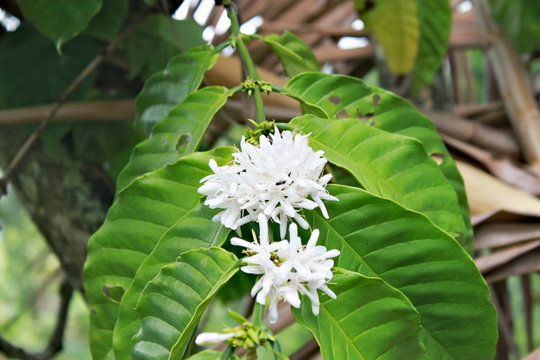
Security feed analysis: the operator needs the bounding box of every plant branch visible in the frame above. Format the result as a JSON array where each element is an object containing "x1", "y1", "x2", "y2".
[
  {"x1": 0, "y1": 13, "x2": 146, "y2": 196},
  {"x1": 224, "y1": 1, "x2": 266, "y2": 123},
  {"x1": 0, "y1": 279, "x2": 73, "y2": 360}
]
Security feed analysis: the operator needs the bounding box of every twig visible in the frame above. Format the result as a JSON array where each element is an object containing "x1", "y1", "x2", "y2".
[
  {"x1": 0, "y1": 279, "x2": 73, "y2": 360},
  {"x1": 0, "y1": 13, "x2": 145, "y2": 196}
]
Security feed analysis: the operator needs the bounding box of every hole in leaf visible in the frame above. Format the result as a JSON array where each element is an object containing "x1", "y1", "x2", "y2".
[
  {"x1": 176, "y1": 134, "x2": 191, "y2": 152},
  {"x1": 430, "y1": 153, "x2": 444, "y2": 165},
  {"x1": 356, "y1": 112, "x2": 372, "y2": 122},
  {"x1": 373, "y1": 94, "x2": 381, "y2": 106},
  {"x1": 102, "y1": 286, "x2": 125, "y2": 303},
  {"x1": 337, "y1": 110, "x2": 349, "y2": 118},
  {"x1": 329, "y1": 96, "x2": 341, "y2": 105}
]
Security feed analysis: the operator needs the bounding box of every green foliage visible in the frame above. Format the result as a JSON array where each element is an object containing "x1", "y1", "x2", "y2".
[
  {"x1": 293, "y1": 269, "x2": 424, "y2": 360},
  {"x1": 0, "y1": 24, "x2": 97, "y2": 109},
  {"x1": 123, "y1": 15, "x2": 204, "y2": 79},
  {"x1": 83, "y1": 148, "x2": 234, "y2": 360},
  {"x1": 257, "y1": 31, "x2": 320, "y2": 77},
  {"x1": 411, "y1": 0, "x2": 452, "y2": 94},
  {"x1": 489, "y1": 0, "x2": 540, "y2": 53},
  {"x1": 76, "y1": 11, "x2": 495, "y2": 359},
  {"x1": 283, "y1": 72, "x2": 472, "y2": 250},
  {"x1": 132, "y1": 247, "x2": 239, "y2": 360},
  {"x1": 116, "y1": 86, "x2": 234, "y2": 190},
  {"x1": 112, "y1": 205, "x2": 230, "y2": 360},
  {"x1": 290, "y1": 115, "x2": 465, "y2": 245},
  {"x1": 18, "y1": 0, "x2": 103, "y2": 48},
  {"x1": 134, "y1": 45, "x2": 220, "y2": 134},
  {"x1": 359, "y1": 0, "x2": 420, "y2": 74},
  {"x1": 356, "y1": 0, "x2": 452, "y2": 92},
  {"x1": 84, "y1": 0, "x2": 129, "y2": 41},
  {"x1": 186, "y1": 350, "x2": 236, "y2": 360},
  {"x1": 304, "y1": 185, "x2": 497, "y2": 359}
]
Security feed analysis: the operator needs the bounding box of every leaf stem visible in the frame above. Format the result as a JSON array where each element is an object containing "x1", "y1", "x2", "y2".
[{"x1": 224, "y1": 1, "x2": 266, "y2": 123}]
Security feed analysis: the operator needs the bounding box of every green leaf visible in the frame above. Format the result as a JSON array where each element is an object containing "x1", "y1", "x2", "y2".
[
  {"x1": 293, "y1": 269, "x2": 424, "y2": 360},
  {"x1": 132, "y1": 247, "x2": 240, "y2": 360},
  {"x1": 359, "y1": 0, "x2": 420, "y2": 74},
  {"x1": 135, "y1": 45, "x2": 220, "y2": 134},
  {"x1": 112, "y1": 205, "x2": 230, "y2": 360},
  {"x1": 305, "y1": 185, "x2": 497, "y2": 359},
  {"x1": 489, "y1": 0, "x2": 540, "y2": 53},
  {"x1": 117, "y1": 86, "x2": 234, "y2": 191},
  {"x1": 123, "y1": 14, "x2": 204, "y2": 79},
  {"x1": 258, "y1": 31, "x2": 320, "y2": 77},
  {"x1": 84, "y1": 148, "x2": 234, "y2": 360},
  {"x1": 283, "y1": 72, "x2": 473, "y2": 251},
  {"x1": 411, "y1": 0, "x2": 451, "y2": 94},
  {"x1": 186, "y1": 350, "x2": 235, "y2": 360},
  {"x1": 84, "y1": 0, "x2": 129, "y2": 41},
  {"x1": 18, "y1": 0, "x2": 103, "y2": 47},
  {"x1": 291, "y1": 114, "x2": 465, "y2": 247},
  {"x1": 0, "y1": 24, "x2": 97, "y2": 109}
]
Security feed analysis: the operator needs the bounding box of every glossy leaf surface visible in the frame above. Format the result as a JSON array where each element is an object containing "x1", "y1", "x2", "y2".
[
  {"x1": 117, "y1": 86, "x2": 233, "y2": 190},
  {"x1": 112, "y1": 204, "x2": 230, "y2": 360},
  {"x1": 132, "y1": 247, "x2": 239, "y2": 360},
  {"x1": 293, "y1": 269, "x2": 424, "y2": 360},
  {"x1": 84, "y1": 148, "x2": 233, "y2": 360},
  {"x1": 134, "y1": 45, "x2": 220, "y2": 134},
  {"x1": 304, "y1": 185, "x2": 497, "y2": 360},
  {"x1": 258, "y1": 31, "x2": 320, "y2": 77},
  {"x1": 284, "y1": 72, "x2": 472, "y2": 250},
  {"x1": 290, "y1": 114, "x2": 465, "y2": 244}
]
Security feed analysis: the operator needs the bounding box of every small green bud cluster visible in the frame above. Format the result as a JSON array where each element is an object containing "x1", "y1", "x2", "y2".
[
  {"x1": 245, "y1": 120, "x2": 276, "y2": 145},
  {"x1": 241, "y1": 78, "x2": 272, "y2": 96},
  {"x1": 224, "y1": 310, "x2": 275, "y2": 349}
]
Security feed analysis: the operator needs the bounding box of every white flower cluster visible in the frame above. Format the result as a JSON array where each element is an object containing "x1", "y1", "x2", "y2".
[
  {"x1": 198, "y1": 128, "x2": 337, "y2": 238},
  {"x1": 199, "y1": 127, "x2": 340, "y2": 323},
  {"x1": 232, "y1": 214, "x2": 339, "y2": 323}
]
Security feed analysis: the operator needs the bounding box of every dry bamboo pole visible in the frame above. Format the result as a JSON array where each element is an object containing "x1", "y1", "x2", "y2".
[{"x1": 472, "y1": 0, "x2": 540, "y2": 172}]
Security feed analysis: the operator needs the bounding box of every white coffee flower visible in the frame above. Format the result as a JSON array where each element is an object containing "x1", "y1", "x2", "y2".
[
  {"x1": 195, "y1": 332, "x2": 235, "y2": 346},
  {"x1": 198, "y1": 127, "x2": 338, "y2": 237},
  {"x1": 231, "y1": 215, "x2": 340, "y2": 323}
]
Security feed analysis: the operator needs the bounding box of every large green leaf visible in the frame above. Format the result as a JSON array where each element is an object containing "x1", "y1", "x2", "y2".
[
  {"x1": 283, "y1": 72, "x2": 473, "y2": 251},
  {"x1": 358, "y1": 0, "x2": 420, "y2": 74},
  {"x1": 257, "y1": 31, "x2": 320, "y2": 77},
  {"x1": 290, "y1": 114, "x2": 464, "y2": 244},
  {"x1": 116, "y1": 86, "x2": 234, "y2": 191},
  {"x1": 293, "y1": 269, "x2": 424, "y2": 360},
  {"x1": 112, "y1": 205, "x2": 230, "y2": 360},
  {"x1": 134, "y1": 45, "x2": 220, "y2": 134},
  {"x1": 123, "y1": 15, "x2": 204, "y2": 79},
  {"x1": 489, "y1": 0, "x2": 540, "y2": 53},
  {"x1": 132, "y1": 247, "x2": 240, "y2": 360},
  {"x1": 84, "y1": 148, "x2": 234, "y2": 360},
  {"x1": 304, "y1": 185, "x2": 497, "y2": 359},
  {"x1": 411, "y1": 0, "x2": 452, "y2": 94},
  {"x1": 84, "y1": 0, "x2": 129, "y2": 41},
  {"x1": 18, "y1": 0, "x2": 102, "y2": 47}
]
